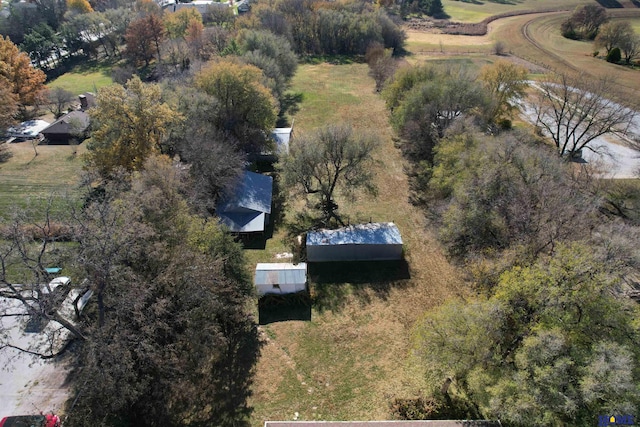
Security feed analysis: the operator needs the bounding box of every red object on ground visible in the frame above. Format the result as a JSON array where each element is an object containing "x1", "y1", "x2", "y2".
[{"x1": 45, "y1": 414, "x2": 60, "y2": 427}]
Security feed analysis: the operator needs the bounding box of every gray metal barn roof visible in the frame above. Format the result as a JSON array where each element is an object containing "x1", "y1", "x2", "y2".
[
  {"x1": 255, "y1": 263, "x2": 307, "y2": 285},
  {"x1": 217, "y1": 171, "x2": 273, "y2": 232},
  {"x1": 306, "y1": 223, "x2": 402, "y2": 246},
  {"x1": 218, "y1": 171, "x2": 272, "y2": 214}
]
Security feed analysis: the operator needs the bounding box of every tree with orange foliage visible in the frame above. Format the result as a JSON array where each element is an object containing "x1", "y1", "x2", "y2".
[
  {"x1": 0, "y1": 84, "x2": 18, "y2": 135},
  {"x1": 125, "y1": 14, "x2": 165, "y2": 67},
  {"x1": 0, "y1": 36, "x2": 47, "y2": 120}
]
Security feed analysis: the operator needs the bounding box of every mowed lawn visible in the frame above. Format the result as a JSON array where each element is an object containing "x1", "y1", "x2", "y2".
[
  {"x1": 0, "y1": 142, "x2": 86, "y2": 216},
  {"x1": 46, "y1": 61, "x2": 113, "y2": 94},
  {"x1": 248, "y1": 63, "x2": 467, "y2": 425}
]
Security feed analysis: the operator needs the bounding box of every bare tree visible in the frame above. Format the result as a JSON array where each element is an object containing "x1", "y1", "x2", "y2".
[
  {"x1": 532, "y1": 73, "x2": 636, "y2": 158},
  {"x1": 365, "y1": 42, "x2": 398, "y2": 93},
  {"x1": 47, "y1": 87, "x2": 75, "y2": 119},
  {"x1": 595, "y1": 21, "x2": 634, "y2": 55},
  {"x1": 620, "y1": 34, "x2": 640, "y2": 65},
  {"x1": 281, "y1": 124, "x2": 380, "y2": 226},
  {"x1": 493, "y1": 40, "x2": 506, "y2": 56},
  {"x1": 0, "y1": 202, "x2": 86, "y2": 359}
]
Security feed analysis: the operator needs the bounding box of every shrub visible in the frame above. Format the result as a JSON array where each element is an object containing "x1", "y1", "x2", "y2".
[
  {"x1": 593, "y1": 50, "x2": 599, "y2": 57},
  {"x1": 606, "y1": 47, "x2": 621, "y2": 63},
  {"x1": 389, "y1": 392, "x2": 481, "y2": 420},
  {"x1": 390, "y1": 397, "x2": 440, "y2": 420},
  {"x1": 0, "y1": 142, "x2": 13, "y2": 163},
  {"x1": 561, "y1": 19, "x2": 578, "y2": 40}
]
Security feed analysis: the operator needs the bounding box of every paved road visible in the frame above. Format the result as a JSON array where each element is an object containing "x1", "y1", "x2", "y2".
[
  {"x1": 0, "y1": 298, "x2": 71, "y2": 418},
  {"x1": 520, "y1": 85, "x2": 640, "y2": 179}
]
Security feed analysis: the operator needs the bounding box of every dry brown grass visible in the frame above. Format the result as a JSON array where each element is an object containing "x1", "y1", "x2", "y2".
[
  {"x1": 248, "y1": 63, "x2": 468, "y2": 425},
  {"x1": 406, "y1": 9, "x2": 640, "y2": 102},
  {"x1": 491, "y1": 11, "x2": 640, "y2": 101}
]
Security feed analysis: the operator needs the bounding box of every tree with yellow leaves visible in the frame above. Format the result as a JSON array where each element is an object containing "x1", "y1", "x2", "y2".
[
  {"x1": 194, "y1": 59, "x2": 277, "y2": 153},
  {"x1": 479, "y1": 59, "x2": 529, "y2": 127},
  {"x1": 164, "y1": 7, "x2": 203, "y2": 39},
  {"x1": 66, "y1": 0, "x2": 93, "y2": 14},
  {"x1": 86, "y1": 76, "x2": 182, "y2": 179}
]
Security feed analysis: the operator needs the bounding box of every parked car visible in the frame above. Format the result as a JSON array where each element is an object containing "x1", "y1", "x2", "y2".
[{"x1": 0, "y1": 413, "x2": 60, "y2": 427}]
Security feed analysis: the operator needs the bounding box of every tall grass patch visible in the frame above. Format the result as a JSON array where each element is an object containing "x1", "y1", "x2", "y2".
[{"x1": 249, "y1": 61, "x2": 468, "y2": 426}]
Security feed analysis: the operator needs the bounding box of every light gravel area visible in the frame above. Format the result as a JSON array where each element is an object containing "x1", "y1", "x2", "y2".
[{"x1": 0, "y1": 298, "x2": 71, "y2": 419}]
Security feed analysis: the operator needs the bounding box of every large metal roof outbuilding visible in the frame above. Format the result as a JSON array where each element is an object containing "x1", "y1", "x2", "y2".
[{"x1": 306, "y1": 222, "x2": 403, "y2": 262}]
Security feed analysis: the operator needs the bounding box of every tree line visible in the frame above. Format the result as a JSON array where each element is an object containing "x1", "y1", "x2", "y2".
[
  {"x1": 0, "y1": 1, "x2": 302, "y2": 425},
  {"x1": 561, "y1": 4, "x2": 639, "y2": 65},
  {"x1": 377, "y1": 55, "x2": 640, "y2": 425}
]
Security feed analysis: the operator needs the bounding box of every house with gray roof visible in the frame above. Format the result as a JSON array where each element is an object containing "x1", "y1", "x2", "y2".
[{"x1": 217, "y1": 171, "x2": 273, "y2": 233}]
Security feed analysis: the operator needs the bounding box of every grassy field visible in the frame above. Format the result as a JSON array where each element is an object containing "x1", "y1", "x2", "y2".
[
  {"x1": 489, "y1": 11, "x2": 640, "y2": 100},
  {"x1": 248, "y1": 63, "x2": 467, "y2": 426},
  {"x1": 441, "y1": 0, "x2": 591, "y2": 23},
  {"x1": 0, "y1": 142, "x2": 86, "y2": 216},
  {"x1": 46, "y1": 61, "x2": 114, "y2": 94}
]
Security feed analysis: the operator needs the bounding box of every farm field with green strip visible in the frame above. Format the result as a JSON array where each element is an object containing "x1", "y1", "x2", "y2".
[{"x1": 441, "y1": 0, "x2": 591, "y2": 23}]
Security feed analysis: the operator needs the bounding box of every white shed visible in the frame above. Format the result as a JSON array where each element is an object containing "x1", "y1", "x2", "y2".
[
  {"x1": 306, "y1": 222, "x2": 403, "y2": 262},
  {"x1": 254, "y1": 263, "x2": 307, "y2": 296}
]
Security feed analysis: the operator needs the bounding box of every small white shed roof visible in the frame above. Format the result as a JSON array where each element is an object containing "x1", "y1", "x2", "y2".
[
  {"x1": 271, "y1": 127, "x2": 293, "y2": 154},
  {"x1": 255, "y1": 263, "x2": 307, "y2": 285}
]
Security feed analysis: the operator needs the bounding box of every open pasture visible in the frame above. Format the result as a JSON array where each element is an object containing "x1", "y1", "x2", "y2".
[
  {"x1": 442, "y1": 0, "x2": 591, "y2": 23},
  {"x1": 248, "y1": 62, "x2": 467, "y2": 426},
  {"x1": 405, "y1": 3, "x2": 640, "y2": 94}
]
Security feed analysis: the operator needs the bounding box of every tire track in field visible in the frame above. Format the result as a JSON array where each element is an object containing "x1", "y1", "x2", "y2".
[
  {"x1": 518, "y1": 9, "x2": 640, "y2": 77},
  {"x1": 520, "y1": 12, "x2": 580, "y2": 74}
]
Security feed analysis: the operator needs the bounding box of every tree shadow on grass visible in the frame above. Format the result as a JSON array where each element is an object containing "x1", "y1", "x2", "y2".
[
  {"x1": 309, "y1": 260, "x2": 411, "y2": 313},
  {"x1": 277, "y1": 92, "x2": 303, "y2": 127},
  {"x1": 595, "y1": 0, "x2": 623, "y2": 7},
  {"x1": 258, "y1": 292, "x2": 312, "y2": 325}
]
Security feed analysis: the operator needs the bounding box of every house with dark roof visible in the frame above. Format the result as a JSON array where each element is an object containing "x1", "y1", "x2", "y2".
[
  {"x1": 217, "y1": 171, "x2": 273, "y2": 233},
  {"x1": 41, "y1": 110, "x2": 90, "y2": 145}
]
